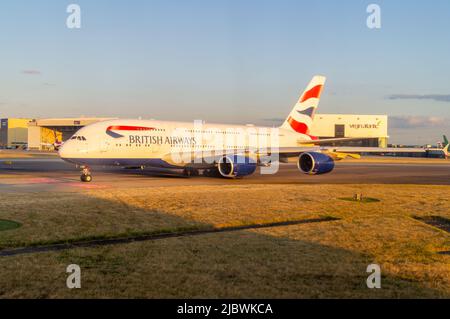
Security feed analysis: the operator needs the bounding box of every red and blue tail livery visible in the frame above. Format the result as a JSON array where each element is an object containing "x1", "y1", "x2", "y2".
[{"x1": 282, "y1": 75, "x2": 326, "y2": 135}]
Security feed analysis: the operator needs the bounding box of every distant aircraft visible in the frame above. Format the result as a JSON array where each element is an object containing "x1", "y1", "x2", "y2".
[
  {"x1": 443, "y1": 135, "x2": 449, "y2": 158},
  {"x1": 58, "y1": 76, "x2": 436, "y2": 182},
  {"x1": 424, "y1": 135, "x2": 449, "y2": 159}
]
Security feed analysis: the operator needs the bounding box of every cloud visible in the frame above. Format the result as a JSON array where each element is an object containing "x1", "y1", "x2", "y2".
[
  {"x1": 387, "y1": 94, "x2": 450, "y2": 103},
  {"x1": 389, "y1": 115, "x2": 449, "y2": 129},
  {"x1": 22, "y1": 70, "x2": 42, "y2": 75}
]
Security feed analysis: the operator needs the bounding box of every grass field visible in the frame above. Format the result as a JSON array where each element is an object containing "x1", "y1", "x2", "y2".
[{"x1": 0, "y1": 184, "x2": 449, "y2": 298}]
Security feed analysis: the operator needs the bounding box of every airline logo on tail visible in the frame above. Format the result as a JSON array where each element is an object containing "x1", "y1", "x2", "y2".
[
  {"x1": 282, "y1": 76, "x2": 326, "y2": 136},
  {"x1": 443, "y1": 135, "x2": 449, "y2": 158}
]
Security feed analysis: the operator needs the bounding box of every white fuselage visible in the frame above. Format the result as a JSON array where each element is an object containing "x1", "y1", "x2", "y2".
[{"x1": 59, "y1": 119, "x2": 314, "y2": 168}]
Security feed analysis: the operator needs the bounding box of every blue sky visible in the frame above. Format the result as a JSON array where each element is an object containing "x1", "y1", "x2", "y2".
[{"x1": 0, "y1": 0, "x2": 449, "y2": 144}]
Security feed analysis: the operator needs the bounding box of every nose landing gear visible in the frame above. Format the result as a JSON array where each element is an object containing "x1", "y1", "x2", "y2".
[{"x1": 80, "y1": 167, "x2": 92, "y2": 182}]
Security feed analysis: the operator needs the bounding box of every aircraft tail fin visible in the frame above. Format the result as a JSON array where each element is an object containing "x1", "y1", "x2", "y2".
[
  {"x1": 443, "y1": 135, "x2": 449, "y2": 147},
  {"x1": 443, "y1": 143, "x2": 449, "y2": 158},
  {"x1": 281, "y1": 75, "x2": 326, "y2": 135}
]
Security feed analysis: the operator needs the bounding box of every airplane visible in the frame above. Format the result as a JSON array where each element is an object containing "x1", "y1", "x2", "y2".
[
  {"x1": 442, "y1": 135, "x2": 449, "y2": 158},
  {"x1": 420, "y1": 135, "x2": 449, "y2": 159},
  {"x1": 443, "y1": 135, "x2": 450, "y2": 159},
  {"x1": 58, "y1": 76, "x2": 436, "y2": 182}
]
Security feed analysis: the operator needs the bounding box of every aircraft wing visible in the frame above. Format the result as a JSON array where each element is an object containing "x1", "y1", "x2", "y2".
[
  {"x1": 163, "y1": 144, "x2": 433, "y2": 166},
  {"x1": 297, "y1": 137, "x2": 373, "y2": 145},
  {"x1": 262, "y1": 146, "x2": 427, "y2": 160},
  {"x1": 322, "y1": 147, "x2": 427, "y2": 153}
]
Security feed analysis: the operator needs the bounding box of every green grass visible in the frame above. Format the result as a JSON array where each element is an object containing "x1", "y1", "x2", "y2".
[
  {"x1": 413, "y1": 215, "x2": 450, "y2": 233},
  {"x1": 0, "y1": 225, "x2": 210, "y2": 250},
  {"x1": 0, "y1": 220, "x2": 21, "y2": 232},
  {"x1": 0, "y1": 217, "x2": 338, "y2": 252},
  {"x1": 339, "y1": 197, "x2": 381, "y2": 203}
]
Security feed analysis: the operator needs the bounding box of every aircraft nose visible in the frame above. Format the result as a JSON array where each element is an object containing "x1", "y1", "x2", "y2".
[{"x1": 58, "y1": 142, "x2": 71, "y2": 159}]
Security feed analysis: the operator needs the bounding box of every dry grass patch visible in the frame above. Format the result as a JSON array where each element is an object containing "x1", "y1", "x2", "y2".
[
  {"x1": 0, "y1": 230, "x2": 447, "y2": 298},
  {"x1": 0, "y1": 184, "x2": 449, "y2": 298}
]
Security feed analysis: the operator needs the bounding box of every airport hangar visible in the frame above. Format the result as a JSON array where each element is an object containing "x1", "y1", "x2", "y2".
[
  {"x1": 22, "y1": 114, "x2": 388, "y2": 150},
  {"x1": 0, "y1": 118, "x2": 31, "y2": 149},
  {"x1": 27, "y1": 118, "x2": 115, "y2": 150}
]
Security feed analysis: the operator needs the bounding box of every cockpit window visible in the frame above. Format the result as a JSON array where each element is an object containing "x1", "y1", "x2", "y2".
[{"x1": 71, "y1": 136, "x2": 87, "y2": 141}]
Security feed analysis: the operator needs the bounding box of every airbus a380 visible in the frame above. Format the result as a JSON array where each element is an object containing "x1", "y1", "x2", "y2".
[{"x1": 59, "y1": 76, "x2": 437, "y2": 182}]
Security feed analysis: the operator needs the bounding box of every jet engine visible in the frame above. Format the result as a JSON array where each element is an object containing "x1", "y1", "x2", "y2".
[
  {"x1": 297, "y1": 152, "x2": 335, "y2": 175},
  {"x1": 218, "y1": 155, "x2": 257, "y2": 178}
]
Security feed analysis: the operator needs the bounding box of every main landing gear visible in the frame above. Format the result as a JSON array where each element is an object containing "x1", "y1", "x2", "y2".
[
  {"x1": 80, "y1": 166, "x2": 92, "y2": 182},
  {"x1": 202, "y1": 168, "x2": 221, "y2": 177},
  {"x1": 182, "y1": 167, "x2": 200, "y2": 177}
]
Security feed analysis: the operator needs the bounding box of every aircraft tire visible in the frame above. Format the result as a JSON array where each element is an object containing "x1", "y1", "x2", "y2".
[{"x1": 81, "y1": 174, "x2": 92, "y2": 183}]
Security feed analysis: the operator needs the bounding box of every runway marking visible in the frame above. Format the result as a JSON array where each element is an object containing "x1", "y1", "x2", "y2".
[
  {"x1": 0, "y1": 216, "x2": 339, "y2": 257},
  {"x1": 0, "y1": 177, "x2": 64, "y2": 185}
]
